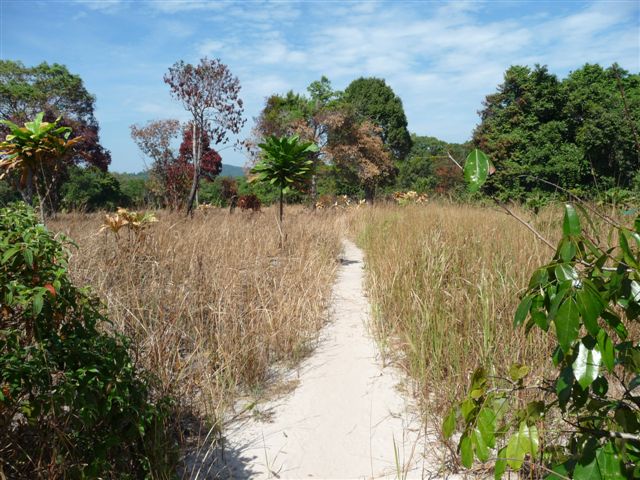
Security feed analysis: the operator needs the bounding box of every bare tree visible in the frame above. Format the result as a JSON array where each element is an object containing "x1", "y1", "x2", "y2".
[
  {"x1": 164, "y1": 58, "x2": 245, "y2": 216},
  {"x1": 130, "y1": 119, "x2": 180, "y2": 181}
]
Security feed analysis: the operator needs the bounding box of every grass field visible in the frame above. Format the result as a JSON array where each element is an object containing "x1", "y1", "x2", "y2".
[
  {"x1": 354, "y1": 202, "x2": 562, "y2": 417},
  {"x1": 49, "y1": 207, "x2": 345, "y2": 440},
  {"x1": 47, "y1": 200, "x2": 630, "y2": 474}
]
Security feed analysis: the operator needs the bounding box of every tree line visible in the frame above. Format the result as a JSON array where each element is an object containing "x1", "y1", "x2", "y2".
[{"x1": 1, "y1": 59, "x2": 637, "y2": 213}]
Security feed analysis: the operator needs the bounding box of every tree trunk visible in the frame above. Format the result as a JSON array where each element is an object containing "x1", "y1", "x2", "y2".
[
  {"x1": 20, "y1": 169, "x2": 34, "y2": 206},
  {"x1": 364, "y1": 184, "x2": 375, "y2": 205},
  {"x1": 186, "y1": 122, "x2": 201, "y2": 217},
  {"x1": 278, "y1": 188, "x2": 285, "y2": 248},
  {"x1": 36, "y1": 186, "x2": 46, "y2": 224},
  {"x1": 310, "y1": 153, "x2": 320, "y2": 210}
]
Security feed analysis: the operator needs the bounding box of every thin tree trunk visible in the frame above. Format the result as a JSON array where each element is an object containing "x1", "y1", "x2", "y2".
[
  {"x1": 310, "y1": 172, "x2": 317, "y2": 210},
  {"x1": 278, "y1": 188, "x2": 285, "y2": 248},
  {"x1": 186, "y1": 121, "x2": 201, "y2": 217},
  {"x1": 22, "y1": 169, "x2": 34, "y2": 207},
  {"x1": 36, "y1": 185, "x2": 45, "y2": 224}
]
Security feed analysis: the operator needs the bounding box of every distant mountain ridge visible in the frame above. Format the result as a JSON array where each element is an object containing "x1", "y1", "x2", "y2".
[{"x1": 220, "y1": 164, "x2": 245, "y2": 177}]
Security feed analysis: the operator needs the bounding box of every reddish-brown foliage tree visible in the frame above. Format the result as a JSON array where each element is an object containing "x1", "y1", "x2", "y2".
[
  {"x1": 130, "y1": 119, "x2": 180, "y2": 204},
  {"x1": 164, "y1": 58, "x2": 245, "y2": 216},
  {"x1": 237, "y1": 194, "x2": 261, "y2": 212},
  {"x1": 323, "y1": 110, "x2": 394, "y2": 203},
  {"x1": 178, "y1": 125, "x2": 222, "y2": 180}
]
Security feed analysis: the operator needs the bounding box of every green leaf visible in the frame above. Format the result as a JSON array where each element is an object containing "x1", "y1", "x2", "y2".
[
  {"x1": 464, "y1": 149, "x2": 490, "y2": 193},
  {"x1": 2, "y1": 245, "x2": 20, "y2": 263},
  {"x1": 460, "y1": 435, "x2": 473, "y2": 468},
  {"x1": 577, "y1": 283, "x2": 605, "y2": 336},
  {"x1": 509, "y1": 363, "x2": 530, "y2": 381},
  {"x1": 555, "y1": 263, "x2": 578, "y2": 283},
  {"x1": 556, "y1": 366, "x2": 574, "y2": 409},
  {"x1": 506, "y1": 422, "x2": 538, "y2": 470},
  {"x1": 514, "y1": 294, "x2": 533, "y2": 327},
  {"x1": 23, "y1": 248, "x2": 33, "y2": 268},
  {"x1": 32, "y1": 291, "x2": 44, "y2": 316},
  {"x1": 619, "y1": 229, "x2": 639, "y2": 268},
  {"x1": 562, "y1": 203, "x2": 581, "y2": 237},
  {"x1": 471, "y1": 427, "x2": 490, "y2": 462},
  {"x1": 595, "y1": 442, "x2": 624, "y2": 479},
  {"x1": 631, "y1": 281, "x2": 640, "y2": 304},
  {"x1": 461, "y1": 398, "x2": 476, "y2": 422},
  {"x1": 548, "y1": 461, "x2": 574, "y2": 479},
  {"x1": 555, "y1": 298, "x2": 580, "y2": 353},
  {"x1": 559, "y1": 239, "x2": 577, "y2": 262},
  {"x1": 494, "y1": 447, "x2": 507, "y2": 480},
  {"x1": 442, "y1": 409, "x2": 456, "y2": 439},
  {"x1": 574, "y1": 439, "x2": 601, "y2": 480},
  {"x1": 572, "y1": 341, "x2": 602, "y2": 389},
  {"x1": 596, "y1": 330, "x2": 615, "y2": 372},
  {"x1": 477, "y1": 407, "x2": 496, "y2": 448}
]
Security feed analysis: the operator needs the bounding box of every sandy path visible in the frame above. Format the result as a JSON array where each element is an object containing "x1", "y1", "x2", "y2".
[{"x1": 217, "y1": 240, "x2": 432, "y2": 479}]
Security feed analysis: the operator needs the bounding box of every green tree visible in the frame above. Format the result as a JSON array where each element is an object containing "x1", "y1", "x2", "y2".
[
  {"x1": 344, "y1": 77, "x2": 412, "y2": 161},
  {"x1": 473, "y1": 63, "x2": 640, "y2": 200},
  {"x1": 61, "y1": 166, "x2": 127, "y2": 211},
  {"x1": 473, "y1": 64, "x2": 569, "y2": 199},
  {"x1": 396, "y1": 135, "x2": 470, "y2": 193},
  {"x1": 250, "y1": 135, "x2": 318, "y2": 224},
  {"x1": 113, "y1": 172, "x2": 150, "y2": 208},
  {"x1": 0, "y1": 60, "x2": 111, "y2": 170},
  {"x1": 562, "y1": 63, "x2": 640, "y2": 189},
  {"x1": 0, "y1": 113, "x2": 81, "y2": 221},
  {"x1": 250, "y1": 77, "x2": 341, "y2": 204}
]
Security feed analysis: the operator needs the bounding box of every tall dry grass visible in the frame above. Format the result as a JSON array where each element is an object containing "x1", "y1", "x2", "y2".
[
  {"x1": 354, "y1": 202, "x2": 563, "y2": 415},
  {"x1": 48, "y1": 206, "x2": 344, "y2": 431}
]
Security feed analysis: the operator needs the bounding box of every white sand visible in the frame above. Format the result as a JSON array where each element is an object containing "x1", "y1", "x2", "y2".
[{"x1": 214, "y1": 240, "x2": 442, "y2": 479}]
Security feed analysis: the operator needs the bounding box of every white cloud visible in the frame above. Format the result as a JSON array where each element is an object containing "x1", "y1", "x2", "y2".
[
  {"x1": 73, "y1": 0, "x2": 123, "y2": 12},
  {"x1": 197, "y1": 39, "x2": 225, "y2": 56}
]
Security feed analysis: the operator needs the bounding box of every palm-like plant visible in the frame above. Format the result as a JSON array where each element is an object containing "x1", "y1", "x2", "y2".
[
  {"x1": 250, "y1": 135, "x2": 318, "y2": 225},
  {"x1": 0, "y1": 112, "x2": 81, "y2": 220}
]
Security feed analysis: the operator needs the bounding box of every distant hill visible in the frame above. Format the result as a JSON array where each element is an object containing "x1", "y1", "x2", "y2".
[
  {"x1": 220, "y1": 164, "x2": 245, "y2": 177},
  {"x1": 113, "y1": 163, "x2": 245, "y2": 178}
]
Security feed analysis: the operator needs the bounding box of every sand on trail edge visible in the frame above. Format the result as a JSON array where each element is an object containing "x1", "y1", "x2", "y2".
[{"x1": 196, "y1": 239, "x2": 449, "y2": 479}]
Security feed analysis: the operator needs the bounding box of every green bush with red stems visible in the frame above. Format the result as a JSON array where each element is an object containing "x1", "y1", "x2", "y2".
[{"x1": 0, "y1": 203, "x2": 177, "y2": 479}]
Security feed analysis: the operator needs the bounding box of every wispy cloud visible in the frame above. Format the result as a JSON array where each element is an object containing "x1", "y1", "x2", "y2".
[{"x1": 73, "y1": 0, "x2": 124, "y2": 12}]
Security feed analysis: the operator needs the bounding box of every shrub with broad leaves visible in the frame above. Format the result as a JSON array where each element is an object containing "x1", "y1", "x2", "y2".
[{"x1": 0, "y1": 203, "x2": 176, "y2": 479}]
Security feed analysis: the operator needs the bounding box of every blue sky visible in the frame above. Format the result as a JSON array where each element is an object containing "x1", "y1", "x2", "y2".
[{"x1": 1, "y1": 0, "x2": 638, "y2": 173}]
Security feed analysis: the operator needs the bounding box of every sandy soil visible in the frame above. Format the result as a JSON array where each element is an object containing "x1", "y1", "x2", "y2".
[{"x1": 204, "y1": 240, "x2": 447, "y2": 479}]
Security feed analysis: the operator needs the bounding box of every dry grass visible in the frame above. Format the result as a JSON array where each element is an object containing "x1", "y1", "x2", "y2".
[
  {"x1": 353, "y1": 202, "x2": 563, "y2": 415},
  {"x1": 48, "y1": 206, "x2": 345, "y2": 432}
]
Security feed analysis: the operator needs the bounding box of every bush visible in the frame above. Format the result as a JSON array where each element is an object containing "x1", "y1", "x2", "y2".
[
  {"x1": 237, "y1": 193, "x2": 261, "y2": 212},
  {"x1": 0, "y1": 203, "x2": 177, "y2": 478},
  {"x1": 61, "y1": 166, "x2": 129, "y2": 211}
]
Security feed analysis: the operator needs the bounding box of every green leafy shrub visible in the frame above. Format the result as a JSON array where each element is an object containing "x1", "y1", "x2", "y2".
[
  {"x1": 61, "y1": 165, "x2": 130, "y2": 211},
  {"x1": 0, "y1": 203, "x2": 177, "y2": 479},
  {"x1": 445, "y1": 150, "x2": 640, "y2": 479}
]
